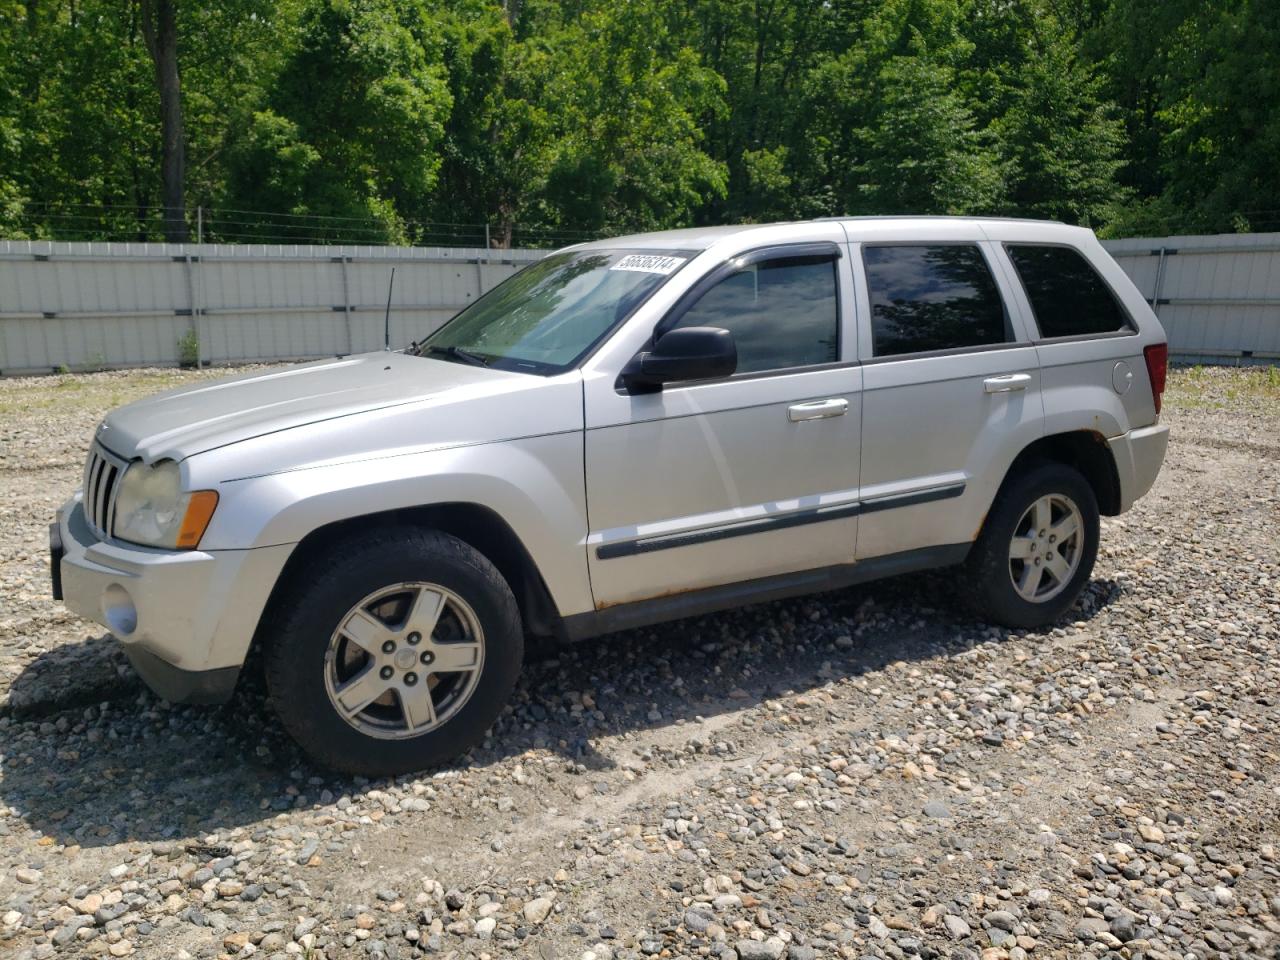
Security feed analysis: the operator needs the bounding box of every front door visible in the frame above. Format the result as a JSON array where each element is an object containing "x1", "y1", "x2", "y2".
[{"x1": 583, "y1": 237, "x2": 862, "y2": 608}]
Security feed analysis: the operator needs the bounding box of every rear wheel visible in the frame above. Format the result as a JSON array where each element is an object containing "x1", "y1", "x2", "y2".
[
  {"x1": 264, "y1": 529, "x2": 522, "y2": 775},
  {"x1": 963, "y1": 463, "x2": 1099, "y2": 628}
]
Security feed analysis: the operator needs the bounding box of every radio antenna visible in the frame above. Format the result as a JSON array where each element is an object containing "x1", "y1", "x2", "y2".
[{"x1": 383, "y1": 267, "x2": 396, "y2": 350}]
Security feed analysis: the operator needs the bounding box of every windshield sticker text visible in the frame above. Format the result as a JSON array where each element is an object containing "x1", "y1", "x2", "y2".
[{"x1": 609, "y1": 254, "x2": 686, "y2": 275}]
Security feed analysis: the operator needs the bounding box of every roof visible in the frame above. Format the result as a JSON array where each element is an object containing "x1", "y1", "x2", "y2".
[
  {"x1": 574, "y1": 224, "x2": 765, "y2": 251},
  {"x1": 573, "y1": 216, "x2": 1089, "y2": 252}
]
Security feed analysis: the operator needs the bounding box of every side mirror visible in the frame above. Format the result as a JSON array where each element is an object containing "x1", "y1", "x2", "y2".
[{"x1": 621, "y1": 326, "x2": 737, "y2": 392}]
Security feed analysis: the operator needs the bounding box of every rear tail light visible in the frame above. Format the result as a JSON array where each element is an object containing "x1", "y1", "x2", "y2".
[{"x1": 1143, "y1": 342, "x2": 1168, "y2": 415}]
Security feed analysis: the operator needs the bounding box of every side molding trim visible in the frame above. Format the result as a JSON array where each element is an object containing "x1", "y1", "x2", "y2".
[{"x1": 595, "y1": 482, "x2": 965, "y2": 560}]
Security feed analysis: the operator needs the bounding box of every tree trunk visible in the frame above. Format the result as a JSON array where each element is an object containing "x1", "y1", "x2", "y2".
[{"x1": 140, "y1": 0, "x2": 188, "y2": 242}]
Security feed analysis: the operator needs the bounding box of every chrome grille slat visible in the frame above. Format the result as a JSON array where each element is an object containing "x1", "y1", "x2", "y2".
[
  {"x1": 94, "y1": 459, "x2": 110, "y2": 529},
  {"x1": 104, "y1": 465, "x2": 120, "y2": 534},
  {"x1": 102, "y1": 465, "x2": 118, "y2": 532},
  {"x1": 83, "y1": 455, "x2": 97, "y2": 523},
  {"x1": 85, "y1": 449, "x2": 103, "y2": 534}
]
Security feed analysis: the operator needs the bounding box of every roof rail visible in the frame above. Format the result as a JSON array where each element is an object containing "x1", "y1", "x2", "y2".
[{"x1": 812, "y1": 214, "x2": 1066, "y2": 225}]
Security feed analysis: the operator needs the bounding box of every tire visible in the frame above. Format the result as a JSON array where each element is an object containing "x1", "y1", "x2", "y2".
[
  {"x1": 263, "y1": 528, "x2": 522, "y2": 776},
  {"x1": 963, "y1": 462, "x2": 1099, "y2": 629}
]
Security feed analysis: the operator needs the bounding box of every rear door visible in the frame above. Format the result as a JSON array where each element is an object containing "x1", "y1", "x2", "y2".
[
  {"x1": 850, "y1": 222, "x2": 1044, "y2": 561},
  {"x1": 988, "y1": 228, "x2": 1157, "y2": 440}
]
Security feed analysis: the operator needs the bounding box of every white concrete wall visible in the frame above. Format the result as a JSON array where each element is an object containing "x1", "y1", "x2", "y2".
[
  {"x1": 0, "y1": 241, "x2": 543, "y2": 374},
  {"x1": 1, "y1": 234, "x2": 1276, "y2": 374},
  {"x1": 1102, "y1": 233, "x2": 1280, "y2": 363}
]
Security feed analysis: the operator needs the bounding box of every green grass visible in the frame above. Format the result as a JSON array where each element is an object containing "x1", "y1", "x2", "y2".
[
  {"x1": 1165, "y1": 363, "x2": 1280, "y2": 412},
  {"x1": 0, "y1": 369, "x2": 204, "y2": 416}
]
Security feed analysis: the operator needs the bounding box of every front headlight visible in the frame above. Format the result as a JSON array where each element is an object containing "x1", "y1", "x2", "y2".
[{"x1": 113, "y1": 460, "x2": 218, "y2": 549}]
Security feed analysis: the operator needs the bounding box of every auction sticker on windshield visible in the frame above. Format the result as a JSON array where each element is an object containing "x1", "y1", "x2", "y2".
[{"x1": 609, "y1": 254, "x2": 686, "y2": 275}]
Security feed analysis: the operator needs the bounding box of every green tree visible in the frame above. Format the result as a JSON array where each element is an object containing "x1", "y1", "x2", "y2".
[
  {"x1": 180, "y1": 0, "x2": 288, "y2": 220},
  {"x1": 423, "y1": 0, "x2": 555, "y2": 245},
  {"x1": 1, "y1": 0, "x2": 1274, "y2": 243},
  {"x1": 139, "y1": 0, "x2": 187, "y2": 240},
  {"x1": 985, "y1": 22, "x2": 1127, "y2": 224},
  {"x1": 428, "y1": 0, "x2": 727, "y2": 244},
  {"x1": 739, "y1": 146, "x2": 792, "y2": 223},
  {"x1": 222, "y1": 0, "x2": 451, "y2": 241},
  {"x1": 786, "y1": 0, "x2": 1003, "y2": 217},
  {"x1": 0, "y1": 0, "x2": 280, "y2": 241},
  {"x1": 854, "y1": 55, "x2": 1003, "y2": 215},
  {"x1": 1093, "y1": 0, "x2": 1280, "y2": 233},
  {"x1": 534, "y1": 11, "x2": 728, "y2": 234},
  {"x1": 1158, "y1": 0, "x2": 1280, "y2": 231},
  {"x1": 10, "y1": 0, "x2": 163, "y2": 240},
  {"x1": 0, "y1": 2, "x2": 29, "y2": 234}
]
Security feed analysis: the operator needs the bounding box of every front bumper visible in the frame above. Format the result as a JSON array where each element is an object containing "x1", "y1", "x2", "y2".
[
  {"x1": 1108, "y1": 423, "x2": 1170, "y2": 512},
  {"x1": 54, "y1": 496, "x2": 293, "y2": 704}
]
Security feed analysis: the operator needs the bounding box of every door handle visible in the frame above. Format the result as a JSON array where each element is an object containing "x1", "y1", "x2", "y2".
[
  {"x1": 788, "y1": 398, "x2": 848, "y2": 422},
  {"x1": 983, "y1": 373, "x2": 1032, "y2": 394}
]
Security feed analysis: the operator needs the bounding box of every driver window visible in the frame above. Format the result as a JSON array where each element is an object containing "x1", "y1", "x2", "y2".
[{"x1": 669, "y1": 253, "x2": 839, "y2": 374}]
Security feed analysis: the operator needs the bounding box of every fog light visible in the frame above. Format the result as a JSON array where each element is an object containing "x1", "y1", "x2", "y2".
[{"x1": 102, "y1": 583, "x2": 138, "y2": 636}]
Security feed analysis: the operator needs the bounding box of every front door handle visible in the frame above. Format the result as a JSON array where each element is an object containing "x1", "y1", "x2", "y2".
[
  {"x1": 788, "y1": 398, "x2": 848, "y2": 422},
  {"x1": 983, "y1": 373, "x2": 1032, "y2": 394}
]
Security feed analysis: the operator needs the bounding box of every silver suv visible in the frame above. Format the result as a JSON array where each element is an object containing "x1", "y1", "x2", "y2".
[{"x1": 52, "y1": 218, "x2": 1170, "y2": 775}]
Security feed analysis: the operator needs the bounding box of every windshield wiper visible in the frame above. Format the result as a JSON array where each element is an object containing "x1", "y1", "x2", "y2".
[{"x1": 424, "y1": 344, "x2": 491, "y2": 367}]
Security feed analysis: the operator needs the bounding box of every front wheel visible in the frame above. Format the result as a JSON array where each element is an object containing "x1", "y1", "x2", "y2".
[
  {"x1": 263, "y1": 529, "x2": 522, "y2": 776},
  {"x1": 963, "y1": 462, "x2": 1099, "y2": 629}
]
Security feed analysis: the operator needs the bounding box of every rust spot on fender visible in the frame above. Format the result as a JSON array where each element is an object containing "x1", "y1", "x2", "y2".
[
  {"x1": 972, "y1": 509, "x2": 990, "y2": 542},
  {"x1": 594, "y1": 582, "x2": 704, "y2": 611}
]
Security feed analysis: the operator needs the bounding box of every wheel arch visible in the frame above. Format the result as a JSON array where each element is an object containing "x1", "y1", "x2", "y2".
[
  {"x1": 252, "y1": 503, "x2": 564, "y2": 664},
  {"x1": 1003, "y1": 430, "x2": 1122, "y2": 516}
]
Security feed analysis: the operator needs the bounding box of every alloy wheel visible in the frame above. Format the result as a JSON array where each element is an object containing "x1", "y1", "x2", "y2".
[
  {"x1": 323, "y1": 582, "x2": 485, "y2": 739},
  {"x1": 1007, "y1": 494, "x2": 1085, "y2": 604}
]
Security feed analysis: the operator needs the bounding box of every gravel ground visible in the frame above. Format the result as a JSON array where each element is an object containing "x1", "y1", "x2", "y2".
[{"x1": 0, "y1": 363, "x2": 1277, "y2": 960}]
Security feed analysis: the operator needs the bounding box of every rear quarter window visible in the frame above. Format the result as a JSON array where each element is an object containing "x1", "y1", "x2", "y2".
[{"x1": 1005, "y1": 244, "x2": 1133, "y2": 339}]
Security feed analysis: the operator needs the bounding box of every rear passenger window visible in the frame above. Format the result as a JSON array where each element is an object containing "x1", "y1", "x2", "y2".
[
  {"x1": 863, "y1": 245, "x2": 1010, "y2": 357},
  {"x1": 670, "y1": 253, "x2": 839, "y2": 373},
  {"x1": 1005, "y1": 244, "x2": 1132, "y2": 339}
]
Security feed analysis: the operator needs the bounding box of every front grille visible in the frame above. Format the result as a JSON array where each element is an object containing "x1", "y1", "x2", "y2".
[{"x1": 83, "y1": 443, "x2": 127, "y2": 538}]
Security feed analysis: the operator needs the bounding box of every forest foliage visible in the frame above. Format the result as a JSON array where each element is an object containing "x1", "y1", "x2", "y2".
[{"x1": 1, "y1": 0, "x2": 1277, "y2": 245}]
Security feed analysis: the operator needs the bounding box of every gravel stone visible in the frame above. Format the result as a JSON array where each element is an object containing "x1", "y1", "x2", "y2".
[
  {"x1": 734, "y1": 938, "x2": 784, "y2": 960},
  {"x1": 52, "y1": 916, "x2": 92, "y2": 945},
  {"x1": 524, "y1": 897, "x2": 554, "y2": 924},
  {"x1": 0, "y1": 365, "x2": 1275, "y2": 960},
  {"x1": 944, "y1": 915, "x2": 972, "y2": 939}
]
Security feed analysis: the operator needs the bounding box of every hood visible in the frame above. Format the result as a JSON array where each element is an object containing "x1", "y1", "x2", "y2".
[{"x1": 96, "y1": 352, "x2": 518, "y2": 463}]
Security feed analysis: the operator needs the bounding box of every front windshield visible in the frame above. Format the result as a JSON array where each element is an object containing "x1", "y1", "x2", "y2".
[{"x1": 416, "y1": 249, "x2": 690, "y2": 374}]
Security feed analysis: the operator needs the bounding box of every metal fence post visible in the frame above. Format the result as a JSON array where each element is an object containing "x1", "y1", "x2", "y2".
[
  {"x1": 182, "y1": 250, "x2": 204, "y2": 367},
  {"x1": 1151, "y1": 247, "x2": 1168, "y2": 316},
  {"x1": 338, "y1": 255, "x2": 354, "y2": 353}
]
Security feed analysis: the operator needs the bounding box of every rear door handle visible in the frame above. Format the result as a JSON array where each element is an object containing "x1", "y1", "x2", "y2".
[
  {"x1": 788, "y1": 398, "x2": 848, "y2": 422},
  {"x1": 983, "y1": 373, "x2": 1032, "y2": 394}
]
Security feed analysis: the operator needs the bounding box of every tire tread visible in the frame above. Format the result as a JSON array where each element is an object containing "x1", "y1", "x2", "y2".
[
  {"x1": 963, "y1": 462, "x2": 1099, "y2": 629},
  {"x1": 262, "y1": 527, "x2": 521, "y2": 775}
]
